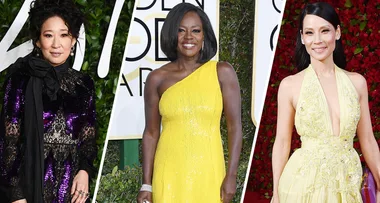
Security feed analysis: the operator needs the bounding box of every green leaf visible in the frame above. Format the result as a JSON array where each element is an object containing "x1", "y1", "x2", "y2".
[
  {"x1": 111, "y1": 166, "x2": 118, "y2": 176},
  {"x1": 104, "y1": 15, "x2": 111, "y2": 23},
  {"x1": 354, "y1": 47, "x2": 363, "y2": 54},
  {"x1": 127, "y1": 1, "x2": 132, "y2": 10},
  {"x1": 95, "y1": 8, "x2": 102, "y2": 17},
  {"x1": 345, "y1": 0, "x2": 352, "y2": 8},
  {"x1": 113, "y1": 77, "x2": 118, "y2": 94},
  {"x1": 82, "y1": 61, "x2": 89, "y2": 71},
  {"x1": 96, "y1": 88, "x2": 103, "y2": 99},
  {"x1": 360, "y1": 21, "x2": 367, "y2": 31},
  {"x1": 350, "y1": 19, "x2": 359, "y2": 26},
  {"x1": 76, "y1": 0, "x2": 87, "y2": 6}
]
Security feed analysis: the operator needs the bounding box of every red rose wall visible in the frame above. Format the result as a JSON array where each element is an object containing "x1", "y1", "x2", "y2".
[{"x1": 246, "y1": 0, "x2": 380, "y2": 200}]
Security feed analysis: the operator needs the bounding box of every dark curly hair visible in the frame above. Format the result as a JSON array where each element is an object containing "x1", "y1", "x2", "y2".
[{"x1": 29, "y1": 0, "x2": 84, "y2": 49}]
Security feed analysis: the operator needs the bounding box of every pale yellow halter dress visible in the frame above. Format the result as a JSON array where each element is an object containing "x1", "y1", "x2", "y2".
[
  {"x1": 153, "y1": 61, "x2": 225, "y2": 202},
  {"x1": 278, "y1": 65, "x2": 363, "y2": 203}
]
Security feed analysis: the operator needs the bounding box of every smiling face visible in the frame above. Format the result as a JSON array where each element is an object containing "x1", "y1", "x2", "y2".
[
  {"x1": 176, "y1": 11, "x2": 204, "y2": 60},
  {"x1": 301, "y1": 14, "x2": 340, "y2": 64},
  {"x1": 36, "y1": 16, "x2": 76, "y2": 67}
]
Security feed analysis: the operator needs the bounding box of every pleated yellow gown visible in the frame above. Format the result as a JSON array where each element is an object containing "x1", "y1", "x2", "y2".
[
  {"x1": 153, "y1": 61, "x2": 225, "y2": 202},
  {"x1": 278, "y1": 65, "x2": 363, "y2": 203}
]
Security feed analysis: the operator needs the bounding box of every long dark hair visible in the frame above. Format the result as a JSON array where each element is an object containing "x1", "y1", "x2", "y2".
[{"x1": 295, "y1": 2, "x2": 346, "y2": 71}]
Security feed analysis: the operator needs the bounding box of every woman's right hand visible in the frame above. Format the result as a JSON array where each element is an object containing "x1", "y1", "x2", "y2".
[
  {"x1": 12, "y1": 199, "x2": 27, "y2": 203},
  {"x1": 137, "y1": 191, "x2": 152, "y2": 203}
]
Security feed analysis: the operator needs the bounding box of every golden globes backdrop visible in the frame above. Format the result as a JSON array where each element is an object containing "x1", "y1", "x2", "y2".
[
  {"x1": 244, "y1": 0, "x2": 285, "y2": 196},
  {"x1": 251, "y1": 0, "x2": 286, "y2": 125},
  {"x1": 108, "y1": 0, "x2": 219, "y2": 140}
]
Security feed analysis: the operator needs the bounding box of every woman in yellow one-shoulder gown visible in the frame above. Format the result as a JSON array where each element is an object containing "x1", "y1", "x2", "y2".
[
  {"x1": 271, "y1": 2, "x2": 380, "y2": 203},
  {"x1": 137, "y1": 3, "x2": 242, "y2": 203}
]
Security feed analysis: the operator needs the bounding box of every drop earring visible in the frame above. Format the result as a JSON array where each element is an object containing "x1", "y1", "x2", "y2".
[
  {"x1": 202, "y1": 41, "x2": 205, "y2": 51},
  {"x1": 35, "y1": 47, "x2": 41, "y2": 57},
  {"x1": 301, "y1": 39, "x2": 304, "y2": 44},
  {"x1": 70, "y1": 46, "x2": 75, "y2": 56}
]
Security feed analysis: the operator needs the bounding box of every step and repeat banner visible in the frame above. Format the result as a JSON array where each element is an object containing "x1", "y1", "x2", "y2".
[{"x1": 108, "y1": 0, "x2": 219, "y2": 140}]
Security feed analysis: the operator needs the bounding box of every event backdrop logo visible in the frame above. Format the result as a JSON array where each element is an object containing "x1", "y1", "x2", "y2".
[
  {"x1": 251, "y1": 0, "x2": 285, "y2": 125},
  {"x1": 108, "y1": 0, "x2": 218, "y2": 140}
]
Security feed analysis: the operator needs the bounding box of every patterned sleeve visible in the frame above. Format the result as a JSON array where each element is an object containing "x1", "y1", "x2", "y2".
[
  {"x1": 78, "y1": 75, "x2": 97, "y2": 179},
  {"x1": 0, "y1": 75, "x2": 27, "y2": 201}
]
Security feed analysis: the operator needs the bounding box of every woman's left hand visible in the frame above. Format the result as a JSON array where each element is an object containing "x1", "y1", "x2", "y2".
[
  {"x1": 220, "y1": 175, "x2": 237, "y2": 203},
  {"x1": 71, "y1": 170, "x2": 89, "y2": 203},
  {"x1": 376, "y1": 190, "x2": 380, "y2": 203}
]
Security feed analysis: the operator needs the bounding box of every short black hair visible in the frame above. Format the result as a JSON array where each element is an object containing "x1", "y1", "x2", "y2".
[
  {"x1": 29, "y1": 0, "x2": 84, "y2": 49},
  {"x1": 295, "y1": 2, "x2": 346, "y2": 71},
  {"x1": 160, "y1": 3, "x2": 217, "y2": 63}
]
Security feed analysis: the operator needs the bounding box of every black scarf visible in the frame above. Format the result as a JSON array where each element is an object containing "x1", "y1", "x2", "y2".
[{"x1": 22, "y1": 56, "x2": 69, "y2": 202}]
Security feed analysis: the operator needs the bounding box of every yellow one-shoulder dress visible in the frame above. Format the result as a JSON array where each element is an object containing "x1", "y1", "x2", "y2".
[
  {"x1": 277, "y1": 65, "x2": 363, "y2": 203},
  {"x1": 152, "y1": 61, "x2": 225, "y2": 202}
]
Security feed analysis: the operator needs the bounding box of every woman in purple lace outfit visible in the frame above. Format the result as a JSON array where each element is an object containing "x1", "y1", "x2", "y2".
[{"x1": 0, "y1": 0, "x2": 97, "y2": 203}]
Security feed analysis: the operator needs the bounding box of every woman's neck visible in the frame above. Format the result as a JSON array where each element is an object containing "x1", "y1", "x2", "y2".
[
  {"x1": 175, "y1": 57, "x2": 202, "y2": 72},
  {"x1": 310, "y1": 55, "x2": 335, "y2": 77}
]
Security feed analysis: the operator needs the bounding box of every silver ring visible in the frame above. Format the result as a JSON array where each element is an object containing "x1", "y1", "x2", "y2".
[{"x1": 143, "y1": 201, "x2": 150, "y2": 203}]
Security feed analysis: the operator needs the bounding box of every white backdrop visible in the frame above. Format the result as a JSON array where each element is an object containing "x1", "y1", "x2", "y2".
[
  {"x1": 108, "y1": 0, "x2": 219, "y2": 140},
  {"x1": 241, "y1": 0, "x2": 286, "y2": 201},
  {"x1": 251, "y1": 0, "x2": 286, "y2": 125}
]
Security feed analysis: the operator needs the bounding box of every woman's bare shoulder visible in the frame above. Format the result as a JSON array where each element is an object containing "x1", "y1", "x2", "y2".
[
  {"x1": 216, "y1": 61, "x2": 236, "y2": 80},
  {"x1": 216, "y1": 61, "x2": 234, "y2": 71},
  {"x1": 344, "y1": 70, "x2": 366, "y2": 84},
  {"x1": 146, "y1": 63, "x2": 175, "y2": 85},
  {"x1": 278, "y1": 70, "x2": 307, "y2": 109},
  {"x1": 279, "y1": 69, "x2": 305, "y2": 89},
  {"x1": 343, "y1": 70, "x2": 367, "y2": 94}
]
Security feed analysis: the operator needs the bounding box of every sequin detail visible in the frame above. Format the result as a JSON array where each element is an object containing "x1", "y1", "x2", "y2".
[
  {"x1": 0, "y1": 66, "x2": 96, "y2": 202},
  {"x1": 45, "y1": 159, "x2": 54, "y2": 182},
  {"x1": 153, "y1": 61, "x2": 225, "y2": 202},
  {"x1": 58, "y1": 160, "x2": 72, "y2": 203}
]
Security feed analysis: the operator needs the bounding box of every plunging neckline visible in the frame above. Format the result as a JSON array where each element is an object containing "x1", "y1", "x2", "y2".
[{"x1": 309, "y1": 65, "x2": 342, "y2": 137}]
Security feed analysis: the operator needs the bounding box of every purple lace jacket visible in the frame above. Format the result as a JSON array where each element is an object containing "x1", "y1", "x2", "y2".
[{"x1": 0, "y1": 56, "x2": 97, "y2": 203}]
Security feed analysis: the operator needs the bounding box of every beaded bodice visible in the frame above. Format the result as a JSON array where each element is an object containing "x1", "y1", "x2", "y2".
[{"x1": 293, "y1": 64, "x2": 362, "y2": 192}]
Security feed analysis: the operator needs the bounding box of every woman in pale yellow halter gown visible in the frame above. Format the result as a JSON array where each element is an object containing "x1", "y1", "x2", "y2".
[
  {"x1": 272, "y1": 2, "x2": 380, "y2": 203},
  {"x1": 136, "y1": 3, "x2": 242, "y2": 203}
]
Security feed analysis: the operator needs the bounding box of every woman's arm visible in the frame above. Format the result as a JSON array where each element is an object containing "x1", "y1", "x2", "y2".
[
  {"x1": 137, "y1": 70, "x2": 162, "y2": 203},
  {"x1": 0, "y1": 76, "x2": 27, "y2": 202},
  {"x1": 71, "y1": 76, "x2": 97, "y2": 203},
  {"x1": 272, "y1": 77, "x2": 295, "y2": 200},
  {"x1": 217, "y1": 62, "x2": 242, "y2": 203},
  {"x1": 355, "y1": 75, "x2": 380, "y2": 189},
  {"x1": 77, "y1": 76, "x2": 97, "y2": 178}
]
